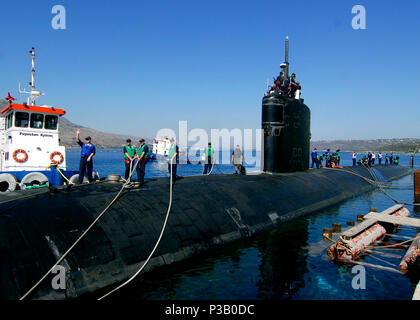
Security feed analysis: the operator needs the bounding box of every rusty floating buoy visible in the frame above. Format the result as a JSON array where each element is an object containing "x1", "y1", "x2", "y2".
[{"x1": 332, "y1": 223, "x2": 342, "y2": 233}]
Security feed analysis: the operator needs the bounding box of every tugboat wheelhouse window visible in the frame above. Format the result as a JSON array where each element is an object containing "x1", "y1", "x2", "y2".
[
  {"x1": 15, "y1": 112, "x2": 29, "y2": 128},
  {"x1": 6, "y1": 114, "x2": 12, "y2": 129},
  {"x1": 30, "y1": 113, "x2": 44, "y2": 129},
  {"x1": 45, "y1": 115, "x2": 58, "y2": 130}
]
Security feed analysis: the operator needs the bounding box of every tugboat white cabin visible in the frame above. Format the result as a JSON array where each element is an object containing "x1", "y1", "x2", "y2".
[
  {"x1": 0, "y1": 101, "x2": 67, "y2": 172},
  {"x1": 0, "y1": 47, "x2": 78, "y2": 192}
]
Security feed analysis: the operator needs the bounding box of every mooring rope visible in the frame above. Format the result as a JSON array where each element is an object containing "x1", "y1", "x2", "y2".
[
  {"x1": 348, "y1": 259, "x2": 401, "y2": 274},
  {"x1": 46, "y1": 163, "x2": 74, "y2": 185},
  {"x1": 323, "y1": 166, "x2": 420, "y2": 206},
  {"x1": 19, "y1": 158, "x2": 141, "y2": 300},
  {"x1": 367, "y1": 252, "x2": 399, "y2": 267},
  {"x1": 365, "y1": 235, "x2": 420, "y2": 249},
  {"x1": 97, "y1": 154, "x2": 177, "y2": 300},
  {"x1": 363, "y1": 163, "x2": 420, "y2": 207}
]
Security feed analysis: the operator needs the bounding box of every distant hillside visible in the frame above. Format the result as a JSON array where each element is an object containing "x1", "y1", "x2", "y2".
[
  {"x1": 311, "y1": 139, "x2": 420, "y2": 153},
  {"x1": 59, "y1": 117, "x2": 150, "y2": 149}
]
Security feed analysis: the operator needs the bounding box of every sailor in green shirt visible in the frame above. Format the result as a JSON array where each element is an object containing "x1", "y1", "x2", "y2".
[
  {"x1": 168, "y1": 138, "x2": 179, "y2": 183},
  {"x1": 135, "y1": 138, "x2": 149, "y2": 184},
  {"x1": 203, "y1": 142, "x2": 214, "y2": 174},
  {"x1": 123, "y1": 139, "x2": 136, "y2": 180},
  {"x1": 336, "y1": 149, "x2": 341, "y2": 166}
]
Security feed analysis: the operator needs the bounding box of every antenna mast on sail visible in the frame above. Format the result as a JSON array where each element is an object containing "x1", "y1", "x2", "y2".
[{"x1": 284, "y1": 36, "x2": 289, "y2": 79}]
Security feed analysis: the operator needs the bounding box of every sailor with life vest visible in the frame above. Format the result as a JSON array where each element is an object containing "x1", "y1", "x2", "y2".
[
  {"x1": 123, "y1": 139, "x2": 136, "y2": 180},
  {"x1": 203, "y1": 142, "x2": 215, "y2": 174},
  {"x1": 76, "y1": 129, "x2": 96, "y2": 184},
  {"x1": 135, "y1": 138, "x2": 149, "y2": 185},
  {"x1": 352, "y1": 152, "x2": 357, "y2": 167},
  {"x1": 168, "y1": 138, "x2": 179, "y2": 184}
]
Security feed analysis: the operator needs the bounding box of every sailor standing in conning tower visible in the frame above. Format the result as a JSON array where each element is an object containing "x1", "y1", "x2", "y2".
[{"x1": 76, "y1": 129, "x2": 96, "y2": 184}]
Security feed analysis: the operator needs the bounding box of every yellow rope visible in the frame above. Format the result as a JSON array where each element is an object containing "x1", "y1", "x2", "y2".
[
  {"x1": 365, "y1": 235, "x2": 420, "y2": 249},
  {"x1": 46, "y1": 163, "x2": 74, "y2": 185},
  {"x1": 323, "y1": 235, "x2": 334, "y2": 242}
]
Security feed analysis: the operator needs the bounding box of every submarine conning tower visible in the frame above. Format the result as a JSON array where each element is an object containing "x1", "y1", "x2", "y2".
[{"x1": 262, "y1": 36, "x2": 311, "y2": 173}]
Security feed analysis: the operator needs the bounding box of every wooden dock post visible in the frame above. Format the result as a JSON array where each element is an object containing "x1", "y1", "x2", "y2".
[{"x1": 415, "y1": 170, "x2": 420, "y2": 203}]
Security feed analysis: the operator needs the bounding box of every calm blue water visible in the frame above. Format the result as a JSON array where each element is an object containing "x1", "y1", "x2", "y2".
[{"x1": 67, "y1": 150, "x2": 420, "y2": 300}]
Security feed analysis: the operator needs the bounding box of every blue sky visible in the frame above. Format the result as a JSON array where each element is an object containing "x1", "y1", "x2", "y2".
[{"x1": 0, "y1": 0, "x2": 419, "y2": 141}]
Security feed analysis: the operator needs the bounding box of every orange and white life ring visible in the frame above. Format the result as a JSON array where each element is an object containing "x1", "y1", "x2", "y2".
[
  {"x1": 13, "y1": 149, "x2": 28, "y2": 163},
  {"x1": 50, "y1": 151, "x2": 64, "y2": 164}
]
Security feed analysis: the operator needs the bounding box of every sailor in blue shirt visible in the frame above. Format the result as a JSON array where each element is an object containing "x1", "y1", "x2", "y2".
[
  {"x1": 76, "y1": 129, "x2": 96, "y2": 184},
  {"x1": 311, "y1": 148, "x2": 318, "y2": 168}
]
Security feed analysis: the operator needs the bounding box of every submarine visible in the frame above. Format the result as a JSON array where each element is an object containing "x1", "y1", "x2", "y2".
[{"x1": 0, "y1": 38, "x2": 412, "y2": 300}]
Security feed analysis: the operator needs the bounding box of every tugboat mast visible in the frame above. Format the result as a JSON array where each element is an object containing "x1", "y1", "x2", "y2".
[
  {"x1": 30, "y1": 47, "x2": 36, "y2": 93},
  {"x1": 18, "y1": 47, "x2": 44, "y2": 105}
]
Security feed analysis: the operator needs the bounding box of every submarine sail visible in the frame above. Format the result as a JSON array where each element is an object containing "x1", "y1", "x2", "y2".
[{"x1": 262, "y1": 37, "x2": 311, "y2": 173}]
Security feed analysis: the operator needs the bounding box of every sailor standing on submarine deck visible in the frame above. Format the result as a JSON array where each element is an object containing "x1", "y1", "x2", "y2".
[
  {"x1": 352, "y1": 152, "x2": 357, "y2": 167},
  {"x1": 76, "y1": 129, "x2": 96, "y2": 184},
  {"x1": 311, "y1": 148, "x2": 318, "y2": 168},
  {"x1": 135, "y1": 139, "x2": 149, "y2": 185},
  {"x1": 232, "y1": 145, "x2": 243, "y2": 174},
  {"x1": 168, "y1": 138, "x2": 179, "y2": 183},
  {"x1": 123, "y1": 139, "x2": 136, "y2": 180},
  {"x1": 203, "y1": 142, "x2": 215, "y2": 174}
]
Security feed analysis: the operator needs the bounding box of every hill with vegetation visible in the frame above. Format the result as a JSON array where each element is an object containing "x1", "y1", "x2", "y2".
[
  {"x1": 58, "y1": 117, "x2": 148, "y2": 149},
  {"x1": 310, "y1": 139, "x2": 420, "y2": 153}
]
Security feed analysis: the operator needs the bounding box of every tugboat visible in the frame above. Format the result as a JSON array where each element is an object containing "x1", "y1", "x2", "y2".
[
  {"x1": 149, "y1": 137, "x2": 171, "y2": 161},
  {"x1": 0, "y1": 48, "x2": 78, "y2": 192}
]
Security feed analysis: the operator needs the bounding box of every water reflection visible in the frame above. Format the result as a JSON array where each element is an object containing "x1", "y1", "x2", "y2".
[{"x1": 255, "y1": 219, "x2": 309, "y2": 299}]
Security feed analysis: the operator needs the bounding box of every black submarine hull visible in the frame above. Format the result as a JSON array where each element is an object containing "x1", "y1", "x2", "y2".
[{"x1": 0, "y1": 165, "x2": 411, "y2": 299}]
